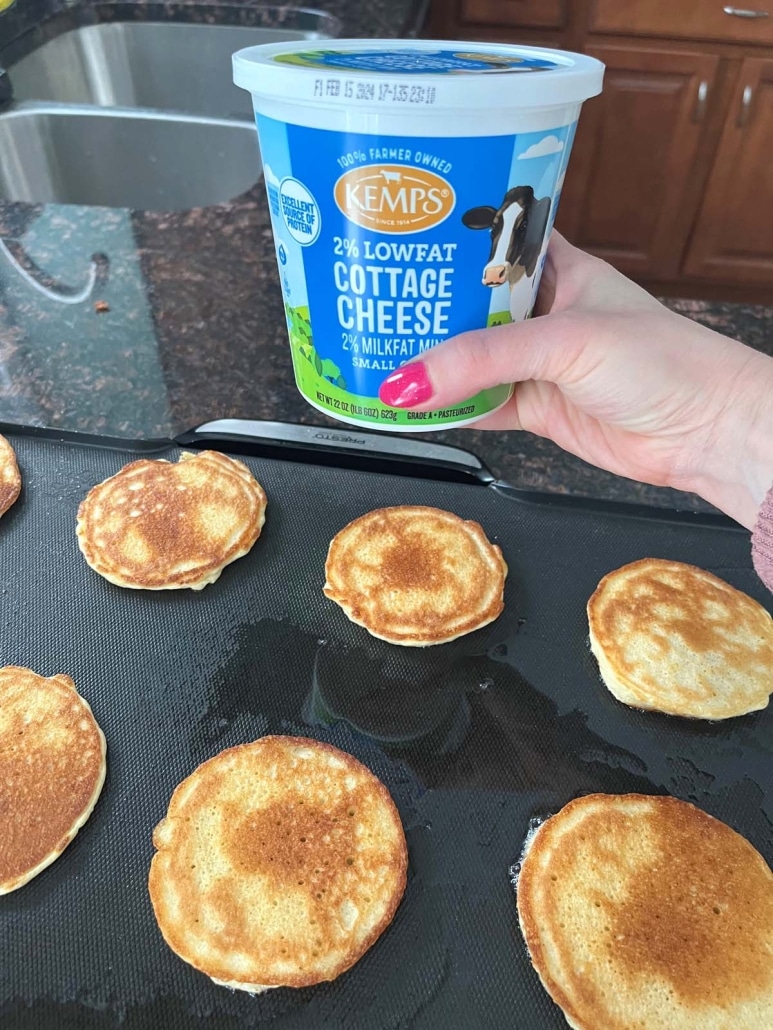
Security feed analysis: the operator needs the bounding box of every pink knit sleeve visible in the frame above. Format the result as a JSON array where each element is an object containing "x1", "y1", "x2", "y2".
[{"x1": 751, "y1": 484, "x2": 773, "y2": 592}]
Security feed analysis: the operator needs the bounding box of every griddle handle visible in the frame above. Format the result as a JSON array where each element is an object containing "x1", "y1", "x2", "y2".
[{"x1": 175, "y1": 419, "x2": 495, "y2": 486}]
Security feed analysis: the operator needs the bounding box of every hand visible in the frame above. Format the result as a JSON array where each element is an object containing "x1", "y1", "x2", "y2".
[{"x1": 378, "y1": 233, "x2": 773, "y2": 530}]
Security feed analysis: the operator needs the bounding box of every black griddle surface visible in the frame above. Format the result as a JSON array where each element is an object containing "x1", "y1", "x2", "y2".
[{"x1": 0, "y1": 432, "x2": 770, "y2": 1030}]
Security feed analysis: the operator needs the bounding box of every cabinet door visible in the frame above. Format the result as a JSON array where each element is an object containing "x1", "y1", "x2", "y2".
[
  {"x1": 591, "y1": 0, "x2": 773, "y2": 46},
  {"x1": 684, "y1": 58, "x2": 773, "y2": 283},
  {"x1": 460, "y1": 0, "x2": 565, "y2": 28},
  {"x1": 556, "y1": 45, "x2": 719, "y2": 278}
]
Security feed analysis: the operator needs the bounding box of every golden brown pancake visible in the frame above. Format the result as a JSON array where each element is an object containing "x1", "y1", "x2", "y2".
[
  {"x1": 587, "y1": 558, "x2": 773, "y2": 719},
  {"x1": 76, "y1": 450, "x2": 267, "y2": 590},
  {"x1": 517, "y1": 793, "x2": 773, "y2": 1030},
  {"x1": 323, "y1": 505, "x2": 507, "y2": 646},
  {"x1": 149, "y1": 735, "x2": 407, "y2": 992},
  {"x1": 0, "y1": 666, "x2": 106, "y2": 894},
  {"x1": 0, "y1": 433, "x2": 21, "y2": 517}
]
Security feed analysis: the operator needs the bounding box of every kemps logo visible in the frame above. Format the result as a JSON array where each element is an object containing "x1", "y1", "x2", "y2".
[{"x1": 334, "y1": 164, "x2": 455, "y2": 234}]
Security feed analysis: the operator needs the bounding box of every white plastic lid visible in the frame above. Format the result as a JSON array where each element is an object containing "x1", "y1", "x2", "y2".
[{"x1": 233, "y1": 39, "x2": 604, "y2": 111}]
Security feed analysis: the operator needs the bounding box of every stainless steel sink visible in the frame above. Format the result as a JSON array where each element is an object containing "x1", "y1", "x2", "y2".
[
  {"x1": 0, "y1": 103, "x2": 261, "y2": 210},
  {"x1": 7, "y1": 17, "x2": 338, "y2": 121},
  {"x1": 0, "y1": 13, "x2": 337, "y2": 209}
]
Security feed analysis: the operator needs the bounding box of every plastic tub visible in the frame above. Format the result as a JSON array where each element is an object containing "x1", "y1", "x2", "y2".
[{"x1": 233, "y1": 40, "x2": 604, "y2": 432}]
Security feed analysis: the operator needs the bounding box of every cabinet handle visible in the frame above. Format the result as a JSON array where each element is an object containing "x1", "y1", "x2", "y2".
[
  {"x1": 723, "y1": 6, "x2": 770, "y2": 16},
  {"x1": 691, "y1": 80, "x2": 709, "y2": 122},
  {"x1": 737, "y1": 84, "x2": 755, "y2": 126}
]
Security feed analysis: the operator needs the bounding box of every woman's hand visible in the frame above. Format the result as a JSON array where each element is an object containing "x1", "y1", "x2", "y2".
[{"x1": 378, "y1": 233, "x2": 773, "y2": 529}]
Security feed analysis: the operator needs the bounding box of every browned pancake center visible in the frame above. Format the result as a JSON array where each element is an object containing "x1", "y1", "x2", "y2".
[
  {"x1": 94, "y1": 467, "x2": 227, "y2": 568},
  {"x1": 378, "y1": 537, "x2": 447, "y2": 592},
  {"x1": 224, "y1": 792, "x2": 361, "y2": 887},
  {"x1": 603, "y1": 806, "x2": 773, "y2": 1006}
]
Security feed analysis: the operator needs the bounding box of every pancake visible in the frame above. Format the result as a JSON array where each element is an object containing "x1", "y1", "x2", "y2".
[
  {"x1": 0, "y1": 433, "x2": 21, "y2": 517},
  {"x1": 0, "y1": 666, "x2": 106, "y2": 894},
  {"x1": 517, "y1": 793, "x2": 773, "y2": 1030},
  {"x1": 148, "y1": 735, "x2": 407, "y2": 992},
  {"x1": 587, "y1": 558, "x2": 773, "y2": 719},
  {"x1": 323, "y1": 505, "x2": 507, "y2": 646},
  {"x1": 76, "y1": 450, "x2": 267, "y2": 590}
]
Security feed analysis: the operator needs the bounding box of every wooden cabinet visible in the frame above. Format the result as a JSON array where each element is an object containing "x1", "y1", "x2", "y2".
[
  {"x1": 459, "y1": 0, "x2": 565, "y2": 30},
  {"x1": 591, "y1": 0, "x2": 773, "y2": 46},
  {"x1": 558, "y1": 46, "x2": 719, "y2": 278},
  {"x1": 425, "y1": 0, "x2": 773, "y2": 301},
  {"x1": 684, "y1": 57, "x2": 773, "y2": 282}
]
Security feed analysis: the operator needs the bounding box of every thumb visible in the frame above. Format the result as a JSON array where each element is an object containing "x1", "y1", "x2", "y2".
[{"x1": 377, "y1": 312, "x2": 588, "y2": 411}]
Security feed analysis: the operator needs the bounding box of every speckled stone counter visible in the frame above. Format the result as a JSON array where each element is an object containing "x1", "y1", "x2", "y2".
[
  {"x1": 0, "y1": 0, "x2": 423, "y2": 56},
  {"x1": 0, "y1": 0, "x2": 771, "y2": 516}
]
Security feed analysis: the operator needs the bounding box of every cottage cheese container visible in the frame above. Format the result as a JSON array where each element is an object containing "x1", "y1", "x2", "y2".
[{"x1": 233, "y1": 40, "x2": 604, "y2": 431}]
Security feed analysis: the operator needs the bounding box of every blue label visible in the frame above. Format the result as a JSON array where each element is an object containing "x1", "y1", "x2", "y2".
[
  {"x1": 273, "y1": 48, "x2": 559, "y2": 75},
  {"x1": 257, "y1": 116, "x2": 576, "y2": 406}
]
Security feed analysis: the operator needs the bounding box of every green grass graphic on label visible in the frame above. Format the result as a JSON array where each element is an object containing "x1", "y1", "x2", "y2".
[
  {"x1": 487, "y1": 311, "x2": 513, "y2": 328},
  {"x1": 286, "y1": 304, "x2": 346, "y2": 389},
  {"x1": 284, "y1": 302, "x2": 511, "y2": 428}
]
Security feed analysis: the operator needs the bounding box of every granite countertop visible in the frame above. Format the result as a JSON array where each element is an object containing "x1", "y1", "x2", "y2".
[{"x1": 0, "y1": 0, "x2": 770, "y2": 515}]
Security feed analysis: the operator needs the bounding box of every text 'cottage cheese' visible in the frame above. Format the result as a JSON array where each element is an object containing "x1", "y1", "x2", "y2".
[{"x1": 233, "y1": 41, "x2": 604, "y2": 431}]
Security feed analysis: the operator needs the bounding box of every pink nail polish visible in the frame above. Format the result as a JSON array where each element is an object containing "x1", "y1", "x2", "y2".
[{"x1": 378, "y1": 363, "x2": 433, "y2": 408}]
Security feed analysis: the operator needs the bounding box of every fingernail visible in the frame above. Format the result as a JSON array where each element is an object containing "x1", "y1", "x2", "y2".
[{"x1": 378, "y1": 362, "x2": 433, "y2": 408}]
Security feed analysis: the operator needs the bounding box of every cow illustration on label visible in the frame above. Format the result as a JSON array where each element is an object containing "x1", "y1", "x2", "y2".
[{"x1": 462, "y1": 186, "x2": 552, "y2": 322}]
